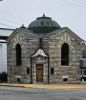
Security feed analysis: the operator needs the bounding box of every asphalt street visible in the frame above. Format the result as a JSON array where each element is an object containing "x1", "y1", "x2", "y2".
[{"x1": 0, "y1": 86, "x2": 86, "y2": 100}]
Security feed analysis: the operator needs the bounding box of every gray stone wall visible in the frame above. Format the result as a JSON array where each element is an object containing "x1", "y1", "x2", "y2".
[
  {"x1": 7, "y1": 33, "x2": 49, "y2": 83},
  {"x1": 48, "y1": 31, "x2": 82, "y2": 83},
  {"x1": 7, "y1": 32, "x2": 39, "y2": 83}
]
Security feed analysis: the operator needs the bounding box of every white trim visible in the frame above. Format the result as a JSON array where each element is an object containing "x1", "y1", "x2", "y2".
[{"x1": 32, "y1": 49, "x2": 47, "y2": 57}]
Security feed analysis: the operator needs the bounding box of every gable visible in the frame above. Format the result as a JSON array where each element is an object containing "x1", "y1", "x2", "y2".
[
  {"x1": 7, "y1": 28, "x2": 30, "y2": 47},
  {"x1": 50, "y1": 27, "x2": 83, "y2": 41},
  {"x1": 7, "y1": 28, "x2": 27, "y2": 42},
  {"x1": 48, "y1": 27, "x2": 85, "y2": 46}
]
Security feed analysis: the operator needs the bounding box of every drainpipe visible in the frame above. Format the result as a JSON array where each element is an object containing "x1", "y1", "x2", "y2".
[
  {"x1": 30, "y1": 57, "x2": 33, "y2": 84},
  {"x1": 48, "y1": 54, "x2": 50, "y2": 84},
  {"x1": 39, "y1": 38, "x2": 50, "y2": 83}
]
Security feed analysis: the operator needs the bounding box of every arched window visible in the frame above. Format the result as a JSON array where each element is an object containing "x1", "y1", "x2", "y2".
[
  {"x1": 61, "y1": 43, "x2": 69, "y2": 66},
  {"x1": 16, "y1": 44, "x2": 21, "y2": 65}
]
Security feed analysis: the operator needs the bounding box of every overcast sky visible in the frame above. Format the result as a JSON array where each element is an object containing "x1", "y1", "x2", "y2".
[{"x1": 0, "y1": 0, "x2": 86, "y2": 40}]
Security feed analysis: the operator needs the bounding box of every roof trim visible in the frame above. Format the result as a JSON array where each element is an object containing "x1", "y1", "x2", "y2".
[
  {"x1": 49, "y1": 27, "x2": 84, "y2": 41},
  {"x1": 0, "y1": 28, "x2": 14, "y2": 30}
]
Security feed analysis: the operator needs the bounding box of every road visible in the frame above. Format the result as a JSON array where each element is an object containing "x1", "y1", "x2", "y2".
[{"x1": 0, "y1": 86, "x2": 86, "y2": 100}]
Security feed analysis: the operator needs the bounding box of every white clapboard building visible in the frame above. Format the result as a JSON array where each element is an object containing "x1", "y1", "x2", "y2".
[{"x1": 0, "y1": 28, "x2": 14, "y2": 72}]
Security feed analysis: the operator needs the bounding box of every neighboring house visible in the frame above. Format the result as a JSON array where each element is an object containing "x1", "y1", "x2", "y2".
[
  {"x1": 0, "y1": 28, "x2": 14, "y2": 72},
  {"x1": 7, "y1": 14, "x2": 86, "y2": 84}
]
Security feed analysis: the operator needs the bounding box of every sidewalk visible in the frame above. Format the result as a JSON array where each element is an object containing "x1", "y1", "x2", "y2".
[{"x1": 0, "y1": 83, "x2": 86, "y2": 90}]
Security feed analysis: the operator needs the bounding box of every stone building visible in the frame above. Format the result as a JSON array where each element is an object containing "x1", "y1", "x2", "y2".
[{"x1": 7, "y1": 14, "x2": 86, "y2": 84}]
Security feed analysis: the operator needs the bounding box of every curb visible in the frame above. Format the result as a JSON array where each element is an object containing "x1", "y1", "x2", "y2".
[
  {"x1": 0, "y1": 84, "x2": 25, "y2": 88},
  {"x1": 1, "y1": 84, "x2": 86, "y2": 90}
]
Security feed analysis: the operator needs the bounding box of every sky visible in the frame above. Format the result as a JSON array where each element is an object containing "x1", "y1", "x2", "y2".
[{"x1": 0, "y1": 0, "x2": 86, "y2": 40}]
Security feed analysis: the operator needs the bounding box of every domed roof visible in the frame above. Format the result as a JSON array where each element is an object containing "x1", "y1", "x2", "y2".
[{"x1": 28, "y1": 14, "x2": 61, "y2": 33}]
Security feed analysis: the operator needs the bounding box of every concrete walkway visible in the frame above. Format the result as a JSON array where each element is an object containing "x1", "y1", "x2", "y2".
[{"x1": 0, "y1": 83, "x2": 86, "y2": 90}]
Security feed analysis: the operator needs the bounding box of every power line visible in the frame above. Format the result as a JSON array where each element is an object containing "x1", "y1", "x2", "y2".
[
  {"x1": 0, "y1": 1, "x2": 29, "y2": 28},
  {"x1": 73, "y1": 0, "x2": 86, "y2": 4},
  {"x1": 0, "y1": 10, "x2": 29, "y2": 28},
  {"x1": 0, "y1": 10, "x2": 28, "y2": 23},
  {"x1": 0, "y1": 16, "x2": 22, "y2": 26},
  {"x1": 0, "y1": 22, "x2": 15, "y2": 28},
  {"x1": 61, "y1": 0, "x2": 86, "y2": 7},
  {"x1": 79, "y1": 0, "x2": 86, "y2": 2},
  {"x1": 0, "y1": 11, "x2": 27, "y2": 28},
  {"x1": 60, "y1": 0, "x2": 86, "y2": 8},
  {"x1": 0, "y1": 0, "x2": 86, "y2": 28}
]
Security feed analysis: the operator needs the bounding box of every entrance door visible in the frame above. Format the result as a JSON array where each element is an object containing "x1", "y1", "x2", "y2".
[{"x1": 36, "y1": 64, "x2": 43, "y2": 82}]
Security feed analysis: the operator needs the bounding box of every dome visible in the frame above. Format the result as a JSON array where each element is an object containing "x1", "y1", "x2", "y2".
[{"x1": 28, "y1": 14, "x2": 61, "y2": 33}]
